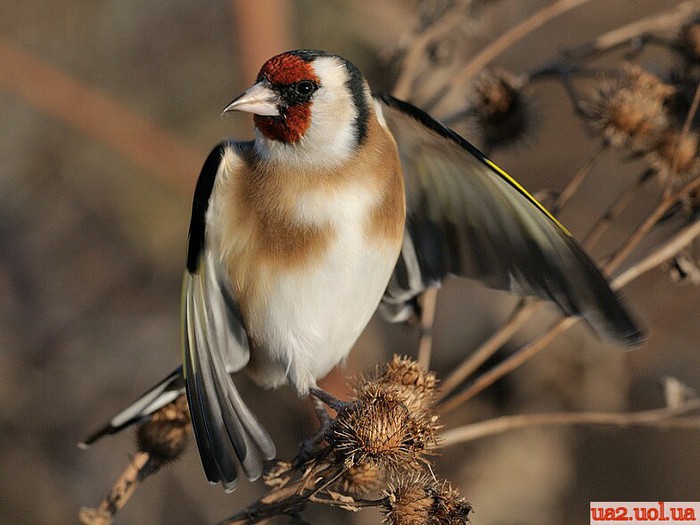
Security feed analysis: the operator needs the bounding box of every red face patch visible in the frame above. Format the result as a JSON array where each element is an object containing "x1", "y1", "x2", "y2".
[
  {"x1": 254, "y1": 52, "x2": 320, "y2": 144},
  {"x1": 257, "y1": 53, "x2": 319, "y2": 85},
  {"x1": 254, "y1": 105, "x2": 311, "y2": 144}
]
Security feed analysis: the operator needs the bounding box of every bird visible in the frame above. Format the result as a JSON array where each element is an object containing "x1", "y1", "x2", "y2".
[{"x1": 82, "y1": 49, "x2": 643, "y2": 492}]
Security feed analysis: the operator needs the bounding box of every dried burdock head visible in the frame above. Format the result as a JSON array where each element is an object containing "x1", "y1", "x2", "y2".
[
  {"x1": 383, "y1": 474, "x2": 435, "y2": 525},
  {"x1": 468, "y1": 68, "x2": 531, "y2": 150},
  {"x1": 428, "y1": 480, "x2": 472, "y2": 524},
  {"x1": 330, "y1": 383, "x2": 440, "y2": 471},
  {"x1": 580, "y1": 63, "x2": 674, "y2": 152},
  {"x1": 646, "y1": 130, "x2": 700, "y2": 186},
  {"x1": 336, "y1": 460, "x2": 384, "y2": 497},
  {"x1": 359, "y1": 355, "x2": 438, "y2": 414},
  {"x1": 136, "y1": 395, "x2": 190, "y2": 466},
  {"x1": 677, "y1": 17, "x2": 700, "y2": 65},
  {"x1": 383, "y1": 475, "x2": 472, "y2": 525}
]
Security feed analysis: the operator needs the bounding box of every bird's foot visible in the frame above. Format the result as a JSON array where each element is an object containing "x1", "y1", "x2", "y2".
[
  {"x1": 294, "y1": 388, "x2": 352, "y2": 467},
  {"x1": 309, "y1": 387, "x2": 352, "y2": 413}
]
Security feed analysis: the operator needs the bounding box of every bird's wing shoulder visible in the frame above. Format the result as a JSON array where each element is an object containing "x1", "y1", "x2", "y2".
[
  {"x1": 183, "y1": 141, "x2": 275, "y2": 492},
  {"x1": 376, "y1": 95, "x2": 642, "y2": 347}
]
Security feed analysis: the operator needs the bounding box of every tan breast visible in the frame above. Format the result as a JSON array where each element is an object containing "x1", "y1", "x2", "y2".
[{"x1": 213, "y1": 115, "x2": 405, "y2": 351}]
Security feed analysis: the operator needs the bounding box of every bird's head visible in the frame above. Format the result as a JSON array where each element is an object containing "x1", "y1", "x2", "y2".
[{"x1": 223, "y1": 50, "x2": 373, "y2": 167}]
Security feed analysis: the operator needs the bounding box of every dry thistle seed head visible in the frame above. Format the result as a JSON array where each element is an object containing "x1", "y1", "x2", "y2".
[
  {"x1": 336, "y1": 460, "x2": 384, "y2": 497},
  {"x1": 429, "y1": 480, "x2": 473, "y2": 524},
  {"x1": 580, "y1": 63, "x2": 674, "y2": 152},
  {"x1": 331, "y1": 384, "x2": 439, "y2": 470},
  {"x1": 383, "y1": 474, "x2": 435, "y2": 525},
  {"x1": 359, "y1": 355, "x2": 438, "y2": 414},
  {"x1": 383, "y1": 475, "x2": 472, "y2": 525},
  {"x1": 646, "y1": 130, "x2": 700, "y2": 186},
  {"x1": 468, "y1": 68, "x2": 530, "y2": 150},
  {"x1": 136, "y1": 395, "x2": 190, "y2": 464}
]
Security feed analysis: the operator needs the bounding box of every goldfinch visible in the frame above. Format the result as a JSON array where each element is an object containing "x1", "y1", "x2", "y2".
[{"x1": 83, "y1": 50, "x2": 643, "y2": 491}]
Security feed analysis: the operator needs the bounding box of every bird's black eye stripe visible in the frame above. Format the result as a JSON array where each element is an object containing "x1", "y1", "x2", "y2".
[{"x1": 278, "y1": 80, "x2": 319, "y2": 106}]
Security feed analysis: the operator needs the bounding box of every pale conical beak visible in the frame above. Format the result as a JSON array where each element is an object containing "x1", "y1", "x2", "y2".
[{"x1": 222, "y1": 81, "x2": 281, "y2": 117}]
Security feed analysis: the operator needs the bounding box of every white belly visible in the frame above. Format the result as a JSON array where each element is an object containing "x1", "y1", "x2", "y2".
[{"x1": 246, "y1": 185, "x2": 400, "y2": 393}]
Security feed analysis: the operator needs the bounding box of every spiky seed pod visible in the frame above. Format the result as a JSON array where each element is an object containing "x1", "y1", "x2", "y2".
[
  {"x1": 383, "y1": 474, "x2": 435, "y2": 525},
  {"x1": 336, "y1": 460, "x2": 384, "y2": 497},
  {"x1": 468, "y1": 68, "x2": 531, "y2": 150},
  {"x1": 358, "y1": 355, "x2": 438, "y2": 414},
  {"x1": 383, "y1": 476, "x2": 472, "y2": 525},
  {"x1": 331, "y1": 384, "x2": 439, "y2": 471},
  {"x1": 580, "y1": 63, "x2": 674, "y2": 152},
  {"x1": 646, "y1": 130, "x2": 700, "y2": 186},
  {"x1": 136, "y1": 395, "x2": 190, "y2": 465},
  {"x1": 428, "y1": 480, "x2": 473, "y2": 524}
]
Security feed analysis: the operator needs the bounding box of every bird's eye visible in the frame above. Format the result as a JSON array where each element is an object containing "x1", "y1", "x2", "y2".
[{"x1": 294, "y1": 81, "x2": 316, "y2": 96}]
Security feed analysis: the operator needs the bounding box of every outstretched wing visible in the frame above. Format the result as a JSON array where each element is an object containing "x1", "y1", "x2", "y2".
[
  {"x1": 377, "y1": 95, "x2": 643, "y2": 347},
  {"x1": 183, "y1": 142, "x2": 275, "y2": 492}
]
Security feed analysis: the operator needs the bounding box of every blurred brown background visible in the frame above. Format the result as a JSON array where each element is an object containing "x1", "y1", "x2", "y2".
[{"x1": 1, "y1": 1, "x2": 698, "y2": 524}]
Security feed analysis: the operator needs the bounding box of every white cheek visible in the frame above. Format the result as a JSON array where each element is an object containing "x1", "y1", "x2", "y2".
[{"x1": 253, "y1": 56, "x2": 370, "y2": 169}]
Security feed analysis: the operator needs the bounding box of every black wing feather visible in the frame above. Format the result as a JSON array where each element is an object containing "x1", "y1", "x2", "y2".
[
  {"x1": 378, "y1": 94, "x2": 643, "y2": 346},
  {"x1": 183, "y1": 142, "x2": 275, "y2": 490},
  {"x1": 80, "y1": 367, "x2": 184, "y2": 447}
]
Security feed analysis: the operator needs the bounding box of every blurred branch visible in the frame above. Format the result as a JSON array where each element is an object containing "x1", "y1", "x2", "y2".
[
  {"x1": 229, "y1": 0, "x2": 295, "y2": 85},
  {"x1": 438, "y1": 316, "x2": 577, "y2": 414},
  {"x1": 667, "y1": 82, "x2": 700, "y2": 197},
  {"x1": 611, "y1": 219, "x2": 700, "y2": 289},
  {"x1": 440, "y1": 398, "x2": 700, "y2": 447},
  {"x1": 428, "y1": 0, "x2": 595, "y2": 113},
  {"x1": 417, "y1": 286, "x2": 439, "y2": 370},
  {"x1": 392, "y1": 0, "x2": 472, "y2": 100},
  {"x1": 552, "y1": 142, "x2": 607, "y2": 214},
  {"x1": 0, "y1": 38, "x2": 203, "y2": 192},
  {"x1": 437, "y1": 298, "x2": 537, "y2": 401},
  {"x1": 604, "y1": 175, "x2": 700, "y2": 274},
  {"x1": 584, "y1": 171, "x2": 653, "y2": 248},
  {"x1": 79, "y1": 452, "x2": 150, "y2": 525},
  {"x1": 570, "y1": 0, "x2": 700, "y2": 61}
]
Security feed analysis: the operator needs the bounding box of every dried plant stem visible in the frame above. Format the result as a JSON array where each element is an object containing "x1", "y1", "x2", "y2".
[
  {"x1": 392, "y1": 0, "x2": 473, "y2": 100},
  {"x1": 439, "y1": 316, "x2": 577, "y2": 414},
  {"x1": 529, "y1": 0, "x2": 700, "y2": 75},
  {"x1": 584, "y1": 172, "x2": 650, "y2": 249},
  {"x1": 78, "y1": 452, "x2": 150, "y2": 525},
  {"x1": 440, "y1": 398, "x2": 700, "y2": 447},
  {"x1": 428, "y1": 0, "x2": 595, "y2": 114},
  {"x1": 604, "y1": 175, "x2": 700, "y2": 274},
  {"x1": 666, "y1": 82, "x2": 700, "y2": 197},
  {"x1": 220, "y1": 464, "x2": 348, "y2": 525},
  {"x1": 611, "y1": 220, "x2": 700, "y2": 289},
  {"x1": 553, "y1": 143, "x2": 607, "y2": 213},
  {"x1": 0, "y1": 38, "x2": 202, "y2": 192},
  {"x1": 220, "y1": 484, "x2": 306, "y2": 525},
  {"x1": 679, "y1": 83, "x2": 700, "y2": 149},
  {"x1": 437, "y1": 298, "x2": 537, "y2": 400},
  {"x1": 417, "y1": 286, "x2": 439, "y2": 370},
  {"x1": 583, "y1": 0, "x2": 700, "y2": 58}
]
